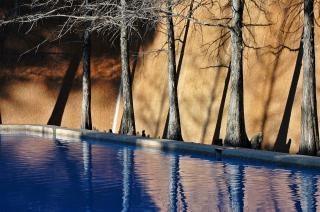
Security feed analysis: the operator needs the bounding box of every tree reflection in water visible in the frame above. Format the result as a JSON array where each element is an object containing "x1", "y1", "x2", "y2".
[
  {"x1": 122, "y1": 148, "x2": 134, "y2": 212},
  {"x1": 0, "y1": 136, "x2": 320, "y2": 211},
  {"x1": 225, "y1": 163, "x2": 245, "y2": 212},
  {"x1": 168, "y1": 154, "x2": 188, "y2": 212},
  {"x1": 299, "y1": 171, "x2": 317, "y2": 212},
  {"x1": 82, "y1": 142, "x2": 93, "y2": 212}
]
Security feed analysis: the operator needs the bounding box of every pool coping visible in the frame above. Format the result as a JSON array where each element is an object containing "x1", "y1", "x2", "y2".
[{"x1": 0, "y1": 124, "x2": 319, "y2": 169}]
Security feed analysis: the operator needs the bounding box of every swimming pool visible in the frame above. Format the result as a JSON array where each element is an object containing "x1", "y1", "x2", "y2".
[{"x1": 0, "y1": 134, "x2": 319, "y2": 211}]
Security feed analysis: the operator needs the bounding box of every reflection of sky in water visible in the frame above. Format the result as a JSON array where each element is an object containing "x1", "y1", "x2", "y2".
[{"x1": 0, "y1": 135, "x2": 320, "y2": 211}]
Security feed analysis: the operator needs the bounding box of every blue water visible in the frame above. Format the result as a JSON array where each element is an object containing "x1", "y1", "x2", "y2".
[{"x1": 0, "y1": 135, "x2": 320, "y2": 211}]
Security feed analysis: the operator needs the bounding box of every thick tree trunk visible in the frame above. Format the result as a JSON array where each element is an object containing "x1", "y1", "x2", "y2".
[
  {"x1": 118, "y1": 40, "x2": 141, "y2": 132},
  {"x1": 224, "y1": 0, "x2": 250, "y2": 147},
  {"x1": 81, "y1": 28, "x2": 92, "y2": 130},
  {"x1": 164, "y1": 0, "x2": 182, "y2": 141},
  {"x1": 119, "y1": 0, "x2": 136, "y2": 135},
  {"x1": 299, "y1": 0, "x2": 319, "y2": 155}
]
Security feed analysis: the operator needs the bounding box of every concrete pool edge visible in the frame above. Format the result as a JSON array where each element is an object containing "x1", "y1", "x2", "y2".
[{"x1": 0, "y1": 124, "x2": 319, "y2": 169}]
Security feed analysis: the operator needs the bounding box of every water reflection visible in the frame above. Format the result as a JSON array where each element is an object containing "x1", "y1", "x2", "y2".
[
  {"x1": 168, "y1": 155, "x2": 188, "y2": 212},
  {"x1": 122, "y1": 148, "x2": 133, "y2": 212},
  {"x1": 0, "y1": 136, "x2": 320, "y2": 211},
  {"x1": 299, "y1": 172, "x2": 317, "y2": 212},
  {"x1": 82, "y1": 142, "x2": 93, "y2": 212},
  {"x1": 225, "y1": 164, "x2": 244, "y2": 212},
  {"x1": 169, "y1": 155, "x2": 178, "y2": 212}
]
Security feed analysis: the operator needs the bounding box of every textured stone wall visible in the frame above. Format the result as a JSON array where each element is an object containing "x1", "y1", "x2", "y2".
[{"x1": 0, "y1": 0, "x2": 319, "y2": 153}]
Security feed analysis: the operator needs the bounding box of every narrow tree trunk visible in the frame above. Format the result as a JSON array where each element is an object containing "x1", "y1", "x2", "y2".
[
  {"x1": 81, "y1": 27, "x2": 92, "y2": 130},
  {"x1": 119, "y1": 0, "x2": 136, "y2": 135},
  {"x1": 299, "y1": 0, "x2": 319, "y2": 155},
  {"x1": 81, "y1": 0, "x2": 92, "y2": 130},
  {"x1": 164, "y1": 0, "x2": 182, "y2": 141},
  {"x1": 162, "y1": 0, "x2": 194, "y2": 138},
  {"x1": 224, "y1": 0, "x2": 250, "y2": 147}
]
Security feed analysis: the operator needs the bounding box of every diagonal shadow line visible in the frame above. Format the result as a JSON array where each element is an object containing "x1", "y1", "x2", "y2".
[
  {"x1": 273, "y1": 38, "x2": 303, "y2": 153},
  {"x1": 212, "y1": 65, "x2": 231, "y2": 145},
  {"x1": 200, "y1": 69, "x2": 223, "y2": 143},
  {"x1": 47, "y1": 52, "x2": 81, "y2": 126}
]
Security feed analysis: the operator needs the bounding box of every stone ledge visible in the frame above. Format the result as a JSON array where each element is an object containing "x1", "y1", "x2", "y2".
[{"x1": 0, "y1": 124, "x2": 319, "y2": 169}]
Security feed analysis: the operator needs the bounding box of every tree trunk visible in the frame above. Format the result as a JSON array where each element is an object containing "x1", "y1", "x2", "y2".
[
  {"x1": 118, "y1": 39, "x2": 141, "y2": 132},
  {"x1": 299, "y1": 0, "x2": 319, "y2": 155},
  {"x1": 162, "y1": 0, "x2": 194, "y2": 138},
  {"x1": 224, "y1": 0, "x2": 250, "y2": 147},
  {"x1": 119, "y1": 0, "x2": 136, "y2": 135},
  {"x1": 164, "y1": 0, "x2": 182, "y2": 141},
  {"x1": 81, "y1": 0, "x2": 92, "y2": 130},
  {"x1": 81, "y1": 27, "x2": 92, "y2": 130}
]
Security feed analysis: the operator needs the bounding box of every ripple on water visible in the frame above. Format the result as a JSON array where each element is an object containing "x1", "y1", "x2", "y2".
[{"x1": 0, "y1": 135, "x2": 320, "y2": 211}]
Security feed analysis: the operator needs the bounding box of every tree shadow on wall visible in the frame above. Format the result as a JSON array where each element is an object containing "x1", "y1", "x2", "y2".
[
  {"x1": 273, "y1": 38, "x2": 303, "y2": 153},
  {"x1": 47, "y1": 50, "x2": 82, "y2": 126}
]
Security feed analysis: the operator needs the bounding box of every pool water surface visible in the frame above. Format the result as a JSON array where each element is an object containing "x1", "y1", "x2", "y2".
[{"x1": 0, "y1": 135, "x2": 319, "y2": 211}]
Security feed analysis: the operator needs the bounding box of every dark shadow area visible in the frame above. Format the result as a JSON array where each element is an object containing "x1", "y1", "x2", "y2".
[
  {"x1": 47, "y1": 50, "x2": 81, "y2": 126},
  {"x1": 273, "y1": 38, "x2": 303, "y2": 153},
  {"x1": 212, "y1": 65, "x2": 231, "y2": 145},
  {"x1": 0, "y1": 1, "x2": 157, "y2": 76}
]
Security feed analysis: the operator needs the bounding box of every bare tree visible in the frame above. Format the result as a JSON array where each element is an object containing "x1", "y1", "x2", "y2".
[
  {"x1": 224, "y1": 0, "x2": 250, "y2": 147},
  {"x1": 2, "y1": 0, "x2": 158, "y2": 134},
  {"x1": 81, "y1": 0, "x2": 92, "y2": 130},
  {"x1": 299, "y1": 0, "x2": 319, "y2": 155},
  {"x1": 162, "y1": 0, "x2": 195, "y2": 140},
  {"x1": 164, "y1": 0, "x2": 182, "y2": 141},
  {"x1": 119, "y1": 0, "x2": 136, "y2": 135}
]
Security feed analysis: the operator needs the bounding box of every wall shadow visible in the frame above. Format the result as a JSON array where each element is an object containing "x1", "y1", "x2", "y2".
[
  {"x1": 273, "y1": 38, "x2": 303, "y2": 153},
  {"x1": 212, "y1": 65, "x2": 230, "y2": 145},
  {"x1": 47, "y1": 50, "x2": 81, "y2": 126},
  {"x1": 200, "y1": 68, "x2": 223, "y2": 143}
]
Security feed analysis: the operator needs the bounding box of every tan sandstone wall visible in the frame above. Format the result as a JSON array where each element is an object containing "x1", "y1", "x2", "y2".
[{"x1": 1, "y1": 0, "x2": 320, "y2": 153}]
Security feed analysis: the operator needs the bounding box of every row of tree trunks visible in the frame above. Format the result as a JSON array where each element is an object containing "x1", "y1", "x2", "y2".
[{"x1": 14, "y1": 0, "x2": 317, "y2": 156}]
